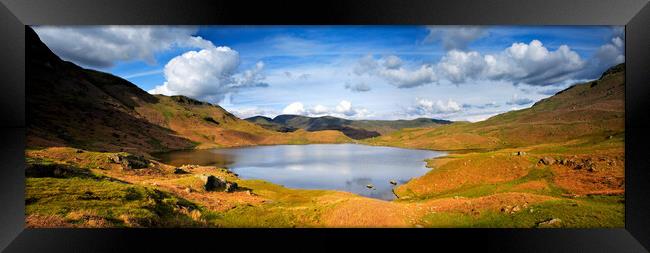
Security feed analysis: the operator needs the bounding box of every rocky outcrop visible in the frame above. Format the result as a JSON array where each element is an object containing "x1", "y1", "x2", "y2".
[
  {"x1": 196, "y1": 174, "x2": 239, "y2": 193},
  {"x1": 108, "y1": 154, "x2": 149, "y2": 169}
]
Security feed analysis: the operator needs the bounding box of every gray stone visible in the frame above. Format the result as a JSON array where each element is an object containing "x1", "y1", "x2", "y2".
[{"x1": 539, "y1": 157, "x2": 556, "y2": 166}]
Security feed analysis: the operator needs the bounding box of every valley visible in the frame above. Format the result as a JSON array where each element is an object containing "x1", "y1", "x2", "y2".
[{"x1": 25, "y1": 26, "x2": 625, "y2": 228}]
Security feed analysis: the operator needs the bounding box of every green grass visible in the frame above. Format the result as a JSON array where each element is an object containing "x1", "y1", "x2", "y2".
[
  {"x1": 421, "y1": 197, "x2": 623, "y2": 228},
  {"x1": 26, "y1": 177, "x2": 202, "y2": 227}
]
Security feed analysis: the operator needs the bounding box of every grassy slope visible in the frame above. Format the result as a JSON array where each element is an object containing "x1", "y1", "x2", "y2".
[
  {"x1": 136, "y1": 95, "x2": 352, "y2": 149},
  {"x1": 366, "y1": 64, "x2": 624, "y2": 150},
  {"x1": 357, "y1": 64, "x2": 625, "y2": 227}
]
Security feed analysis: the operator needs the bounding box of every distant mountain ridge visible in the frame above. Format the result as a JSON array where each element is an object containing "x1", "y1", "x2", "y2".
[{"x1": 245, "y1": 114, "x2": 453, "y2": 139}]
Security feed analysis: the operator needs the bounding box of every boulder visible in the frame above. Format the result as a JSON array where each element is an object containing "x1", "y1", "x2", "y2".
[
  {"x1": 538, "y1": 157, "x2": 556, "y2": 166},
  {"x1": 195, "y1": 174, "x2": 238, "y2": 192},
  {"x1": 537, "y1": 218, "x2": 562, "y2": 227},
  {"x1": 108, "y1": 154, "x2": 149, "y2": 169},
  {"x1": 225, "y1": 182, "x2": 238, "y2": 193},
  {"x1": 389, "y1": 180, "x2": 397, "y2": 185},
  {"x1": 173, "y1": 168, "x2": 189, "y2": 174},
  {"x1": 197, "y1": 175, "x2": 226, "y2": 191}
]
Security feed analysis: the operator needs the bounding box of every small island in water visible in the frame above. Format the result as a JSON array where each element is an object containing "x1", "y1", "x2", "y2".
[{"x1": 25, "y1": 25, "x2": 625, "y2": 228}]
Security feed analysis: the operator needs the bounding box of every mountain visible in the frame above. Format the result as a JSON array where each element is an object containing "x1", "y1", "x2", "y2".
[
  {"x1": 245, "y1": 114, "x2": 453, "y2": 139},
  {"x1": 26, "y1": 27, "x2": 351, "y2": 155},
  {"x1": 367, "y1": 63, "x2": 625, "y2": 150}
]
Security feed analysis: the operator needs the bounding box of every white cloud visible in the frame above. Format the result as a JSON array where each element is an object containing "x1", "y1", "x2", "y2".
[
  {"x1": 33, "y1": 26, "x2": 212, "y2": 68},
  {"x1": 437, "y1": 40, "x2": 586, "y2": 86},
  {"x1": 408, "y1": 98, "x2": 461, "y2": 116},
  {"x1": 353, "y1": 55, "x2": 437, "y2": 88},
  {"x1": 425, "y1": 26, "x2": 488, "y2": 51},
  {"x1": 383, "y1": 55, "x2": 403, "y2": 69},
  {"x1": 149, "y1": 46, "x2": 268, "y2": 103},
  {"x1": 310, "y1": 104, "x2": 330, "y2": 115},
  {"x1": 280, "y1": 101, "x2": 370, "y2": 118},
  {"x1": 582, "y1": 34, "x2": 625, "y2": 78},
  {"x1": 282, "y1": 102, "x2": 306, "y2": 115},
  {"x1": 228, "y1": 107, "x2": 278, "y2": 119}
]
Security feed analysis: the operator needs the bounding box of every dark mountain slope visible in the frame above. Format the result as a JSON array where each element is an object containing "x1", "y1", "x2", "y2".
[
  {"x1": 245, "y1": 114, "x2": 452, "y2": 139},
  {"x1": 26, "y1": 27, "x2": 195, "y2": 155}
]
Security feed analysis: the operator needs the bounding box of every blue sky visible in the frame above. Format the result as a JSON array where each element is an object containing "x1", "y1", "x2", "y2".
[{"x1": 33, "y1": 25, "x2": 624, "y2": 121}]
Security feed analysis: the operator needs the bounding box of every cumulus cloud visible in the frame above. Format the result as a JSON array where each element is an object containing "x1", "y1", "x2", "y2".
[
  {"x1": 581, "y1": 31, "x2": 625, "y2": 78},
  {"x1": 353, "y1": 54, "x2": 437, "y2": 88},
  {"x1": 344, "y1": 82, "x2": 371, "y2": 92},
  {"x1": 281, "y1": 101, "x2": 370, "y2": 118},
  {"x1": 425, "y1": 26, "x2": 488, "y2": 51},
  {"x1": 282, "y1": 102, "x2": 306, "y2": 115},
  {"x1": 148, "y1": 46, "x2": 268, "y2": 102},
  {"x1": 229, "y1": 107, "x2": 278, "y2": 119},
  {"x1": 408, "y1": 98, "x2": 461, "y2": 116},
  {"x1": 437, "y1": 40, "x2": 585, "y2": 86},
  {"x1": 33, "y1": 26, "x2": 212, "y2": 68}
]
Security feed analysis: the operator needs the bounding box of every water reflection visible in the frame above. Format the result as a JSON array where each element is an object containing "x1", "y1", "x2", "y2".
[{"x1": 156, "y1": 144, "x2": 444, "y2": 200}]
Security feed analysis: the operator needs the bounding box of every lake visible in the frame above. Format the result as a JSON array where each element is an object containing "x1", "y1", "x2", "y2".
[{"x1": 156, "y1": 144, "x2": 445, "y2": 200}]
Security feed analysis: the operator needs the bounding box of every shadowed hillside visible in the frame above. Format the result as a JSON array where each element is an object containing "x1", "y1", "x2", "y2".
[{"x1": 26, "y1": 27, "x2": 351, "y2": 155}]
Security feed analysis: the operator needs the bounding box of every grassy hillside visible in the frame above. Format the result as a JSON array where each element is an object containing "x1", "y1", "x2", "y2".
[
  {"x1": 26, "y1": 27, "x2": 352, "y2": 155},
  {"x1": 366, "y1": 63, "x2": 624, "y2": 151}
]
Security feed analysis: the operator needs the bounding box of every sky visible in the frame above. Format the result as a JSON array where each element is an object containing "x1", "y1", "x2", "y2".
[{"x1": 32, "y1": 25, "x2": 624, "y2": 122}]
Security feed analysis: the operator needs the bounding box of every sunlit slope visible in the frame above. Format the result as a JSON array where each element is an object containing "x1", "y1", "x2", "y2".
[
  {"x1": 367, "y1": 63, "x2": 625, "y2": 151},
  {"x1": 136, "y1": 96, "x2": 352, "y2": 148}
]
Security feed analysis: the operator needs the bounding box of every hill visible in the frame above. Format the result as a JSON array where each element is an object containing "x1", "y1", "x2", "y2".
[
  {"x1": 26, "y1": 27, "x2": 351, "y2": 155},
  {"x1": 367, "y1": 63, "x2": 625, "y2": 151},
  {"x1": 245, "y1": 114, "x2": 452, "y2": 139}
]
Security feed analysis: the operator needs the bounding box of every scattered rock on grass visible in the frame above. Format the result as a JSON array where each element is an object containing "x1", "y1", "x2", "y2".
[
  {"x1": 108, "y1": 154, "x2": 149, "y2": 170},
  {"x1": 537, "y1": 218, "x2": 562, "y2": 227},
  {"x1": 538, "y1": 157, "x2": 556, "y2": 166}
]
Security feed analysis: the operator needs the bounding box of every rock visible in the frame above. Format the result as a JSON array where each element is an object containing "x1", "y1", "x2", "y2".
[
  {"x1": 108, "y1": 154, "x2": 148, "y2": 169},
  {"x1": 511, "y1": 206, "x2": 521, "y2": 213},
  {"x1": 537, "y1": 218, "x2": 562, "y2": 227},
  {"x1": 225, "y1": 182, "x2": 238, "y2": 193},
  {"x1": 366, "y1": 184, "x2": 374, "y2": 189},
  {"x1": 245, "y1": 190, "x2": 253, "y2": 196},
  {"x1": 515, "y1": 151, "x2": 526, "y2": 156},
  {"x1": 538, "y1": 157, "x2": 555, "y2": 166},
  {"x1": 75, "y1": 149, "x2": 84, "y2": 154},
  {"x1": 414, "y1": 224, "x2": 424, "y2": 228},
  {"x1": 587, "y1": 164, "x2": 597, "y2": 172},
  {"x1": 389, "y1": 180, "x2": 397, "y2": 185},
  {"x1": 108, "y1": 154, "x2": 121, "y2": 163},
  {"x1": 184, "y1": 187, "x2": 192, "y2": 193},
  {"x1": 197, "y1": 174, "x2": 226, "y2": 191},
  {"x1": 173, "y1": 168, "x2": 189, "y2": 174}
]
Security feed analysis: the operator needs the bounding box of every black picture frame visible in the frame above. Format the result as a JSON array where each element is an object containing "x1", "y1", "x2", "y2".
[{"x1": 1, "y1": 0, "x2": 649, "y2": 252}]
